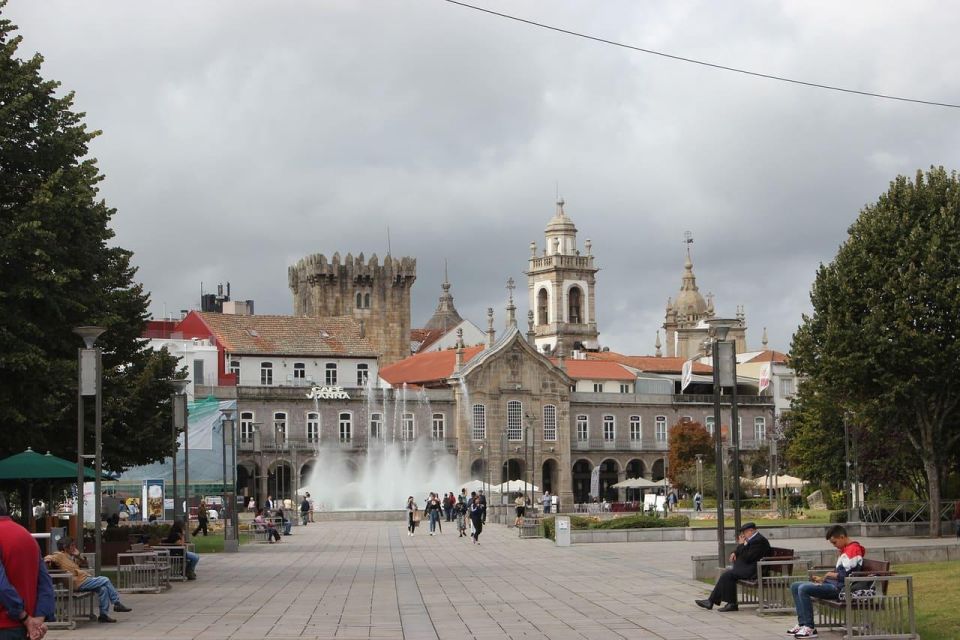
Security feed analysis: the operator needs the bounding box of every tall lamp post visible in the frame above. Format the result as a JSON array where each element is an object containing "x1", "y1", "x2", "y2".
[
  {"x1": 74, "y1": 326, "x2": 105, "y2": 575},
  {"x1": 169, "y1": 379, "x2": 190, "y2": 535},
  {"x1": 220, "y1": 408, "x2": 239, "y2": 552},
  {"x1": 707, "y1": 317, "x2": 741, "y2": 567}
]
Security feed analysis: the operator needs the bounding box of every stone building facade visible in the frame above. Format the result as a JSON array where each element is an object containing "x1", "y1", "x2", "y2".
[{"x1": 288, "y1": 252, "x2": 416, "y2": 365}]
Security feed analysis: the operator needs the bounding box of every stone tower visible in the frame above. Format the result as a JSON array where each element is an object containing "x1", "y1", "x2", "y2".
[
  {"x1": 288, "y1": 252, "x2": 416, "y2": 365},
  {"x1": 525, "y1": 199, "x2": 599, "y2": 353},
  {"x1": 662, "y1": 244, "x2": 747, "y2": 358}
]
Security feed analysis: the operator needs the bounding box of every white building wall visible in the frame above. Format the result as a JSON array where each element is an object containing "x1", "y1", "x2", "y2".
[{"x1": 146, "y1": 337, "x2": 219, "y2": 399}]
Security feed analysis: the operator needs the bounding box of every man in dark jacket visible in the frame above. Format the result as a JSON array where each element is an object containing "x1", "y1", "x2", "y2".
[{"x1": 696, "y1": 522, "x2": 772, "y2": 612}]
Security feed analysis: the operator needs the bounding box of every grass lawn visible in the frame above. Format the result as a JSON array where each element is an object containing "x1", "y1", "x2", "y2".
[
  {"x1": 190, "y1": 533, "x2": 251, "y2": 554},
  {"x1": 887, "y1": 560, "x2": 960, "y2": 640},
  {"x1": 688, "y1": 510, "x2": 831, "y2": 528}
]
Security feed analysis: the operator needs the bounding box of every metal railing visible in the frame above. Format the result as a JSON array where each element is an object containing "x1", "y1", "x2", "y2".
[{"x1": 859, "y1": 500, "x2": 956, "y2": 524}]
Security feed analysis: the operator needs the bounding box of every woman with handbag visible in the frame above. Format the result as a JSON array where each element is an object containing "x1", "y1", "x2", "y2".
[{"x1": 406, "y1": 496, "x2": 420, "y2": 536}]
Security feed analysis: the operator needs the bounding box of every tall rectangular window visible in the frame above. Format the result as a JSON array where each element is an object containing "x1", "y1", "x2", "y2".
[
  {"x1": 603, "y1": 415, "x2": 615, "y2": 442},
  {"x1": 293, "y1": 362, "x2": 306, "y2": 380},
  {"x1": 593, "y1": 382, "x2": 604, "y2": 393},
  {"x1": 780, "y1": 377, "x2": 795, "y2": 396},
  {"x1": 306, "y1": 412, "x2": 320, "y2": 444},
  {"x1": 507, "y1": 400, "x2": 522, "y2": 441},
  {"x1": 432, "y1": 413, "x2": 445, "y2": 440},
  {"x1": 229, "y1": 359, "x2": 240, "y2": 384},
  {"x1": 543, "y1": 405, "x2": 557, "y2": 441},
  {"x1": 655, "y1": 415, "x2": 667, "y2": 442},
  {"x1": 325, "y1": 363, "x2": 338, "y2": 385},
  {"x1": 356, "y1": 363, "x2": 369, "y2": 387},
  {"x1": 339, "y1": 412, "x2": 352, "y2": 442},
  {"x1": 260, "y1": 362, "x2": 273, "y2": 385},
  {"x1": 705, "y1": 416, "x2": 715, "y2": 436},
  {"x1": 402, "y1": 413, "x2": 415, "y2": 441},
  {"x1": 754, "y1": 416, "x2": 766, "y2": 443},
  {"x1": 629, "y1": 416, "x2": 641, "y2": 441},
  {"x1": 240, "y1": 411, "x2": 254, "y2": 443},
  {"x1": 274, "y1": 412, "x2": 287, "y2": 445},
  {"x1": 193, "y1": 359, "x2": 205, "y2": 386},
  {"x1": 619, "y1": 383, "x2": 631, "y2": 393},
  {"x1": 576, "y1": 415, "x2": 588, "y2": 442},
  {"x1": 471, "y1": 405, "x2": 486, "y2": 441},
  {"x1": 370, "y1": 413, "x2": 382, "y2": 440}
]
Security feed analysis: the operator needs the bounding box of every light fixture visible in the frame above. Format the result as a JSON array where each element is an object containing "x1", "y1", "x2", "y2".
[
  {"x1": 706, "y1": 318, "x2": 737, "y2": 342},
  {"x1": 73, "y1": 326, "x2": 106, "y2": 349}
]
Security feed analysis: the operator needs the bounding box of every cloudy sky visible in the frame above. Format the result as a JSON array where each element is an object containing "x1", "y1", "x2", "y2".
[{"x1": 7, "y1": 1, "x2": 959, "y2": 355}]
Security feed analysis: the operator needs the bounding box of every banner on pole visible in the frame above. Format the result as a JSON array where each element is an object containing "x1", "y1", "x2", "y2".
[
  {"x1": 759, "y1": 363, "x2": 771, "y2": 394},
  {"x1": 681, "y1": 359, "x2": 693, "y2": 392}
]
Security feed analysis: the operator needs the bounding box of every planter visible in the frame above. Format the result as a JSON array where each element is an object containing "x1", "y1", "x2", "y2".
[{"x1": 83, "y1": 540, "x2": 128, "y2": 567}]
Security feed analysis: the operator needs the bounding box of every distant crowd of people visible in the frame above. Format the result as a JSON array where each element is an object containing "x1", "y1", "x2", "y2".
[{"x1": 406, "y1": 489, "x2": 489, "y2": 543}]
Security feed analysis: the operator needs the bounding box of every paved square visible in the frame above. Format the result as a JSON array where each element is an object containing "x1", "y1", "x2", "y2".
[{"x1": 48, "y1": 521, "x2": 827, "y2": 640}]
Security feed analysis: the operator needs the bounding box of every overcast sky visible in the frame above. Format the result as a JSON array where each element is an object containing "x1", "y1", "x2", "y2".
[{"x1": 7, "y1": 1, "x2": 959, "y2": 355}]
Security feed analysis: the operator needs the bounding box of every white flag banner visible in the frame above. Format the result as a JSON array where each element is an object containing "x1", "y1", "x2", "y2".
[
  {"x1": 758, "y1": 363, "x2": 772, "y2": 395},
  {"x1": 590, "y1": 466, "x2": 600, "y2": 499},
  {"x1": 681, "y1": 359, "x2": 693, "y2": 392}
]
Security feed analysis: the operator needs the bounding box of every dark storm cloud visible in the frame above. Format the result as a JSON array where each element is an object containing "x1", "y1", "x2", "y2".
[{"x1": 7, "y1": 0, "x2": 960, "y2": 354}]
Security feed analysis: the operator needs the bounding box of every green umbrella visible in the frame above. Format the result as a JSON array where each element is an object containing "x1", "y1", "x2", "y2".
[{"x1": 0, "y1": 448, "x2": 103, "y2": 481}]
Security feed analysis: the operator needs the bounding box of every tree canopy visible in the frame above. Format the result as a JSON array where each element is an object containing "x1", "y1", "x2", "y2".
[
  {"x1": 668, "y1": 420, "x2": 714, "y2": 486},
  {"x1": 790, "y1": 166, "x2": 960, "y2": 535},
  {"x1": 0, "y1": 10, "x2": 181, "y2": 470}
]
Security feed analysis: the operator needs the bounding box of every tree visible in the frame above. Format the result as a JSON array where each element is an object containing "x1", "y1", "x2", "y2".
[
  {"x1": 668, "y1": 420, "x2": 714, "y2": 486},
  {"x1": 0, "y1": 9, "x2": 181, "y2": 470},
  {"x1": 791, "y1": 167, "x2": 960, "y2": 536}
]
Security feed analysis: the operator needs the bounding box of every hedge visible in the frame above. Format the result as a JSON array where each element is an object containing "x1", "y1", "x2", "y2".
[{"x1": 542, "y1": 514, "x2": 690, "y2": 539}]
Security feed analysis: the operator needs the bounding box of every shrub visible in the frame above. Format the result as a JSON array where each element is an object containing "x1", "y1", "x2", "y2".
[
  {"x1": 100, "y1": 523, "x2": 171, "y2": 543},
  {"x1": 591, "y1": 514, "x2": 689, "y2": 529},
  {"x1": 828, "y1": 510, "x2": 847, "y2": 523}
]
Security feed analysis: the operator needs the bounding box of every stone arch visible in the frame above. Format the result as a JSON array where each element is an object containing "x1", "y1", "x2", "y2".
[
  {"x1": 571, "y1": 458, "x2": 593, "y2": 504},
  {"x1": 626, "y1": 459, "x2": 645, "y2": 479},
  {"x1": 502, "y1": 458, "x2": 525, "y2": 483},
  {"x1": 236, "y1": 460, "x2": 256, "y2": 502},
  {"x1": 267, "y1": 459, "x2": 294, "y2": 501},
  {"x1": 567, "y1": 284, "x2": 583, "y2": 324},
  {"x1": 541, "y1": 458, "x2": 559, "y2": 495},
  {"x1": 598, "y1": 458, "x2": 620, "y2": 501},
  {"x1": 537, "y1": 287, "x2": 549, "y2": 325},
  {"x1": 300, "y1": 458, "x2": 317, "y2": 487},
  {"x1": 470, "y1": 458, "x2": 486, "y2": 481},
  {"x1": 652, "y1": 457, "x2": 666, "y2": 482}
]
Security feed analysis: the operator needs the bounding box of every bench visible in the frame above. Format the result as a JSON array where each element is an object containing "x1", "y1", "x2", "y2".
[
  {"x1": 46, "y1": 570, "x2": 98, "y2": 630},
  {"x1": 116, "y1": 552, "x2": 163, "y2": 594},
  {"x1": 240, "y1": 521, "x2": 273, "y2": 543},
  {"x1": 737, "y1": 547, "x2": 796, "y2": 609},
  {"x1": 810, "y1": 559, "x2": 918, "y2": 639},
  {"x1": 155, "y1": 543, "x2": 192, "y2": 581},
  {"x1": 518, "y1": 516, "x2": 543, "y2": 539}
]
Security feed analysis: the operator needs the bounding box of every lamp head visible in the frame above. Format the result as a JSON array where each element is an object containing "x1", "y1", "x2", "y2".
[
  {"x1": 169, "y1": 378, "x2": 191, "y2": 394},
  {"x1": 706, "y1": 318, "x2": 737, "y2": 342},
  {"x1": 73, "y1": 326, "x2": 106, "y2": 349},
  {"x1": 220, "y1": 407, "x2": 236, "y2": 420}
]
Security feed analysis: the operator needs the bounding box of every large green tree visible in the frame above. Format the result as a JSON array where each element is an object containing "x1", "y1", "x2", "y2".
[
  {"x1": 0, "y1": 9, "x2": 181, "y2": 471},
  {"x1": 791, "y1": 167, "x2": 960, "y2": 536},
  {"x1": 668, "y1": 420, "x2": 714, "y2": 486}
]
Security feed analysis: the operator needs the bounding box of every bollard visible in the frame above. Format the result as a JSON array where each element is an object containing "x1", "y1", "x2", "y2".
[{"x1": 555, "y1": 515, "x2": 571, "y2": 547}]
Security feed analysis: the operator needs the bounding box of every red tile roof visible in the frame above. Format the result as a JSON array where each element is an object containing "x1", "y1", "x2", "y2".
[
  {"x1": 410, "y1": 328, "x2": 445, "y2": 353},
  {"x1": 380, "y1": 345, "x2": 486, "y2": 387},
  {"x1": 191, "y1": 312, "x2": 377, "y2": 357},
  {"x1": 585, "y1": 351, "x2": 712, "y2": 374},
  {"x1": 550, "y1": 359, "x2": 636, "y2": 381},
  {"x1": 744, "y1": 350, "x2": 789, "y2": 364}
]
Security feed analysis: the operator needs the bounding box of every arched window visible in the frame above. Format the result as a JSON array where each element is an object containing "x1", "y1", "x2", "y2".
[
  {"x1": 402, "y1": 413, "x2": 415, "y2": 441},
  {"x1": 356, "y1": 292, "x2": 363, "y2": 308},
  {"x1": 432, "y1": 413, "x2": 445, "y2": 440},
  {"x1": 325, "y1": 363, "x2": 338, "y2": 385},
  {"x1": 274, "y1": 411, "x2": 287, "y2": 445},
  {"x1": 364, "y1": 293, "x2": 371, "y2": 308},
  {"x1": 260, "y1": 362, "x2": 273, "y2": 385},
  {"x1": 471, "y1": 405, "x2": 486, "y2": 441},
  {"x1": 543, "y1": 405, "x2": 557, "y2": 441},
  {"x1": 240, "y1": 411, "x2": 255, "y2": 443},
  {"x1": 306, "y1": 412, "x2": 320, "y2": 444},
  {"x1": 537, "y1": 288, "x2": 549, "y2": 325},
  {"x1": 339, "y1": 412, "x2": 352, "y2": 442},
  {"x1": 507, "y1": 400, "x2": 523, "y2": 441},
  {"x1": 356, "y1": 363, "x2": 369, "y2": 387},
  {"x1": 568, "y1": 286, "x2": 582, "y2": 323},
  {"x1": 293, "y1": 362, "x2": 306, "y2": 381}
]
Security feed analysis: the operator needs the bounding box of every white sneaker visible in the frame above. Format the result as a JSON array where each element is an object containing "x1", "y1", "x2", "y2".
[
  {"x1": 786, "y1": 624, "x2": 802, "y2": 635},
  {"x1": 794, "y1": 627, "x2": 818, "y2": 638}
]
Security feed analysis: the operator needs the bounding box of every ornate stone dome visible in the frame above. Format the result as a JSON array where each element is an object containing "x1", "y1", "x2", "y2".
[
  {"x1": 545, "y1": 198, "x2": 577, "y2": 234},
  {"x1": 672, "y1": 251, "x2": 707, "y2": 317}
]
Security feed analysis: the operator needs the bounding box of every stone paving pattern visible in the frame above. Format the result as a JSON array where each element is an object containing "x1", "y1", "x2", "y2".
[{"x1": 47, "y1": 521, "x2": 950, "y2": 640}]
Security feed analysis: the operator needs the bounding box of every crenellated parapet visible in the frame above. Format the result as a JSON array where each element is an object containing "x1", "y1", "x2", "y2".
[{"x1": 288, "y1": 253, "x2": 416, "y2": 293}]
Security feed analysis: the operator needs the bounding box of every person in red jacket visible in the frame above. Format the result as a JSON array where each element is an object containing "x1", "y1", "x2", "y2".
[
  {"x1": 0, "y1": 492, "x2": 56, "y2": 640},
  {"x1": 787, "y1": 524, "x2": 867, "y2": 638}
]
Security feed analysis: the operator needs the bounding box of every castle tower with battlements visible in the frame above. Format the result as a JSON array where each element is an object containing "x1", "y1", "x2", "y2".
[{"x1": 288, "y1": 252, "x2": 416, "y2": 366}]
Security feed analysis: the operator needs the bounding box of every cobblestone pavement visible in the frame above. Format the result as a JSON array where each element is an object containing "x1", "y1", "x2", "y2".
[{"x1": 47, "y1": 521, "x2": 943, "y2": 640}]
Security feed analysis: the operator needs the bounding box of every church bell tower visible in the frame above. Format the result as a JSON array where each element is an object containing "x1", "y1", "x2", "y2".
[{"x1": 525, "y1": 199, "x2": 599, "y2": 353}]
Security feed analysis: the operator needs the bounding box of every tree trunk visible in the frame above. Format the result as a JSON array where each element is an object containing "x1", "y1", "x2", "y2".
[{"x1": 923, "y1": 458, "x2": 941, "y2": 538}]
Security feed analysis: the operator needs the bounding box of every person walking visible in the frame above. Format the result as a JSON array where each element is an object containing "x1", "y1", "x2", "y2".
[
  {"x1": 192, "y1": 501, "x2": 209, "y2": 537},
  {"x1": 405, "y1": 497, "x2": 419, "y2": 536},
  {"x1": 454, "y1": 496, "x2": 468, "y2": 537},
  {"x1": 469, "y1": 495, "x2": 484, "y2": 544},
  {"x1": 694, "y1": 492, "x2": 703, "y2": 513},
  {"x1": 0, "y1": 492, "x2": 55, "y2": 638},
  {"x1": 478, "y1": 490, "x2": 487, "y2": 524},
  {"x1": 300, "y1": 495, "x2": 311, "y2": 526},
  {"x1": 542, "y1": 491, "x2": 551, "y2": 514},
  {"x1": 514, "y1": 493, "x2": 526, "y2": 527}
]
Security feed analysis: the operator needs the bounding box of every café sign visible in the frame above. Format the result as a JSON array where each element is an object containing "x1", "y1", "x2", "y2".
[{"x1": 306, "y1": 385, "x2": 351, "y2": 400}]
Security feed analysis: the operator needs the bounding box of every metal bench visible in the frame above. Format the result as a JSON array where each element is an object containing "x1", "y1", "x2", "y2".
[
  {"x1": 116, "y1": 552, "x2": 163, "y2": 594},
  {"x1": 810, "y1": 560, "x2": 917, "y2": 639},
  {"x1": 755, "y1": 556, "x2": 813, "y2": 614},
  {"x1": 46, "y1": 571, "x2": 98, "y2": 630},
  {"x1": 736, "y1": 546, "x2": 796, "y2": 609},
  {"x1": 155, "y1": 543, "x2": 195, "y2": 581},
  {"x1": 518, "y1": 516, "x2": 543, "y2": 538}
]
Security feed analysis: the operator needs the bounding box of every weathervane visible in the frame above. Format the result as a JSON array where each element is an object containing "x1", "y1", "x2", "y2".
[
  {"x1": 506, "y1": 276, "x2": 516, "y2": 303},
  {"x1": 683, "y1": 230, "x2": 693, "y2": 245}
]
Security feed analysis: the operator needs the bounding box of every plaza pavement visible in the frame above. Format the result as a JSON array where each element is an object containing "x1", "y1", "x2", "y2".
[{"x1": 47, "y1": 521, "x2": 951, "y2": 640}]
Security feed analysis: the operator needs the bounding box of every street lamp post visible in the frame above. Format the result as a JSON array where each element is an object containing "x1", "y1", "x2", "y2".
[
  {"x1": 169, "y1": 379, "x2": 189, "y2": 534},
  {"x1": 707, "y1": 317, "x2": 740, "y2": 567},
  {"x1": 74, "y1": 326, "x2": 105, "y2": 574},
  {"x1": 220, "y1": 408, "x2": 239, "y2": 552}
]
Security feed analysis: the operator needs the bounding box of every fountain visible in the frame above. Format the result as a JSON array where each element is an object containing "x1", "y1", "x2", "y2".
[{"x1": 299, "y1": 381, "x2": 458, "y2": 511}]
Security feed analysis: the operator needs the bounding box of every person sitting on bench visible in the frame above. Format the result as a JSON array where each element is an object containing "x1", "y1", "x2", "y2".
[
  {"x1": 696, "y1": 521, "x2": 771, "y2": 612},
  {"x1": 163, "y1": 520, "x2": 199, "y2": 580},
  {"x1": 786, "y1": 524, "x2": 866, "y2": 639},
  {"x1": 45, "y1": 537, "x2": 131, "y2": 623},
  {"x1": 254, "y1": 509, "x2": 281, "y2": 542}
]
